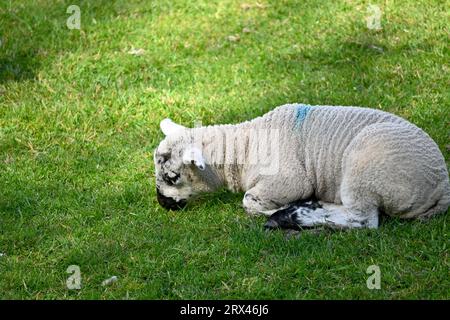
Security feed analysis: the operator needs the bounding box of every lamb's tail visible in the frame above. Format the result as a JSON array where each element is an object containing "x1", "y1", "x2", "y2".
[{"x1": 417, "y1": 180, "x2": 450, "y2": 220}]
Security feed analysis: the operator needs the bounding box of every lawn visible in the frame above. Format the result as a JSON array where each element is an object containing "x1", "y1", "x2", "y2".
[{"x1": 0, "y1": 0, "x2": 449, "y2": 299}]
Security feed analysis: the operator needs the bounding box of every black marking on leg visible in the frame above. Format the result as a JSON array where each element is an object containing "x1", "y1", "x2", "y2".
[
  {"x1": 264, "y1": 197, "x2": 321, "y2": 231},
  {"x1": 289, "y1": 198, "x2": 322, "y2": 210},
  {"x1": 265, "y1": 205, "x2": 318, "y2": 231},
  {"x1": 264, "y1": 205, "x2": 301, "y2": 231}
]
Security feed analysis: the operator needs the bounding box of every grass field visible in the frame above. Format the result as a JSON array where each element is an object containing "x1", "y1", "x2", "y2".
[{"x1": 0, "y1": 0, "x2": 449, "y2": 299}]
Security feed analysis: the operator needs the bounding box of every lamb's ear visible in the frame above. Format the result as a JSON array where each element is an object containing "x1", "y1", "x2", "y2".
[
  {"x1": 160, "y1": 118, "x2": 186, "y2": 136},
  {"x1": 182, "y1": 146, "x2": 206, "y2": 170}
]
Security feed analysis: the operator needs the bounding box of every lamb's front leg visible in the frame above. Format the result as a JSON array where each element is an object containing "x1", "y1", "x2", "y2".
[
  {"x1": 264, "y1": 202, "x2": 379, "y2": 230},
  {"x1": 242, "y1": 191, "x2": 287, "y2": 217},
  {"x1": 242, "y1": 178, "x2": 314, "y2": 217}
]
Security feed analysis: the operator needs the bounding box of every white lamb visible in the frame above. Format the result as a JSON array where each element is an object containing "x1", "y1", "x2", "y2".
[{"x1": 153, "y1": 104, "x2": 450, "y2": 230}]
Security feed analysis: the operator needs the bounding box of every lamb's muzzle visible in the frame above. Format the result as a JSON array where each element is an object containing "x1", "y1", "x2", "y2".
[{"x1": 156, "y1": 188, "x2": 187, "y2": 210}]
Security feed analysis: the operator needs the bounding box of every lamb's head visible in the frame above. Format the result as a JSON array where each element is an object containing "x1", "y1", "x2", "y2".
[{"x1": 154, "y1": 119, "x2": 211, "y2": 210}]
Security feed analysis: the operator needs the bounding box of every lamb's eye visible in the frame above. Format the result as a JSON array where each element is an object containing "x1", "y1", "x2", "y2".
[{"x1": 158, "y1": 154, "x2": 170, "y2": 165}]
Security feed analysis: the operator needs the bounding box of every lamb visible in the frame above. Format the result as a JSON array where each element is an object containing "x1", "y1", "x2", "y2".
[{"x1": 153, "y1": 104, "x2": 450, "y2": 230}]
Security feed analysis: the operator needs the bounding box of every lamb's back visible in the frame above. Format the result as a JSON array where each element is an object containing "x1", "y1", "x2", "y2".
[{"x1": 237, "y1": 104, "x2": 445, "y2": 205}]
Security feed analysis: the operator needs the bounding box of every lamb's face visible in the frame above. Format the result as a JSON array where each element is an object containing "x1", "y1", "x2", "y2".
[{"x1": 154, "y1": 119, "x2": 209, "y2": 210}]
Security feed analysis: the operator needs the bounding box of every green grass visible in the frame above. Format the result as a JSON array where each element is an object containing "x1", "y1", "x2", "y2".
[{"x1": 0, "y1": 0, "x2": 449, "y2": 299}]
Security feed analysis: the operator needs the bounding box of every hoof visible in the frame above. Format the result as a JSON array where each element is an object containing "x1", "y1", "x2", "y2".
[{"x1": 264, "y1": 219, "x2": 279, "y2": 230}]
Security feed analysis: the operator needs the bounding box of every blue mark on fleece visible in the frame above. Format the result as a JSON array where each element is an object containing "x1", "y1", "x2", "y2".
[{"x1": 294, "y1": 104, "x2": 312, "y2": 126}]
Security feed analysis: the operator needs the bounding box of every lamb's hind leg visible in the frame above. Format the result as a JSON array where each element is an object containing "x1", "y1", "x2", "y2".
[{"x1": 265, "y1": 202, "x2": 379, "y2": 230}]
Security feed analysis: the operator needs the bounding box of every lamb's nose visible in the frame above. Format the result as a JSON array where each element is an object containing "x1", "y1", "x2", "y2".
[{"x1": 156, "y1": 188, "x2": 187, "y2": 210}]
